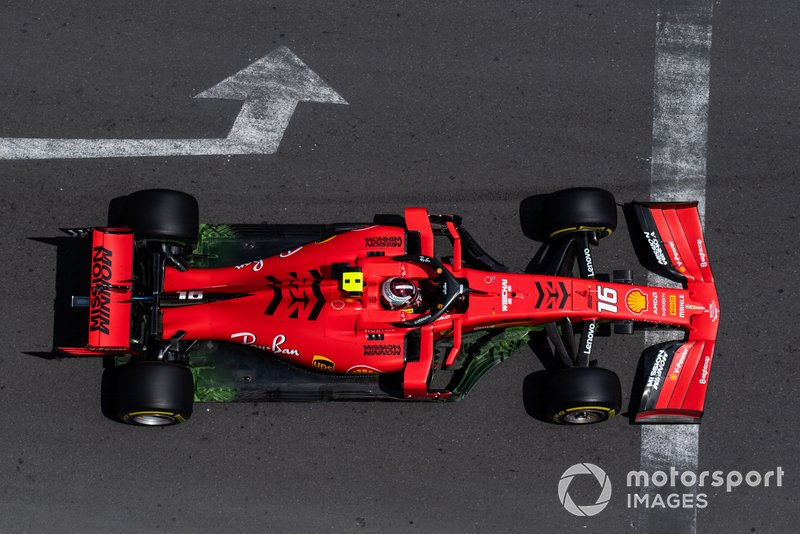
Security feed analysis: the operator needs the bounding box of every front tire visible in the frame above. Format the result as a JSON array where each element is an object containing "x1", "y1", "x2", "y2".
[
  {"x1": 520, "y1": 188, "x2": 617, "y2": 242},
  {"x1": 543, "y1": 367, "x2": 621, "y2": 425},
  {"x1": 542, "y1": 187, "x2": 617, "y2": 240},
  {"x1": 115, "y1": 361, "x2": 194, "y2": 426}
]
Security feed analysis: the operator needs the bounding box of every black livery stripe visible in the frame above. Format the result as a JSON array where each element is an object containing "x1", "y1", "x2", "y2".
[
  {"x1": 265, "y1": 286, "x2": 282, "y2": 315},
  {"x1": 534, "y1": 281, "x2": 568, "y2": 310},
  {"x1": 263, "y1": 269, "x2": 326, "y2": 320}
]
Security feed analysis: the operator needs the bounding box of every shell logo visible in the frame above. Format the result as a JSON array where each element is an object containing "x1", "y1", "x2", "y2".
[{"x1": 626, "y1": 289, "x2": 648, "y2": 315}]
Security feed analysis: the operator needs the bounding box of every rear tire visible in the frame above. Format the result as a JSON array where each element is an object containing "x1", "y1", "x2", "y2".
[
  {"x1": 115, "y1": 361, "x2": 194, "y2": 426},
  {"x1": 123, "y1": 189, "x2": 199, "y2": 248},
  {"x1": 543, "y1": 367, "x2": 621, "y2": 425}
]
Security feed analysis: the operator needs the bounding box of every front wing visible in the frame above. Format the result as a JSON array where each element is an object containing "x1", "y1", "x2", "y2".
[{"x1": 627, "y1": 202, "x2": 720, "y2": 423}]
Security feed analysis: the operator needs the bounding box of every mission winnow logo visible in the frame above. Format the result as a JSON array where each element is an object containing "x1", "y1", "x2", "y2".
[{"x1": 557, "y1": 463, "x2": 785, "y2": 516}]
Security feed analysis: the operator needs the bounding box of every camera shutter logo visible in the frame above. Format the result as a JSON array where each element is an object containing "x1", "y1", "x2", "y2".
[{"x1": 558, "y1": 463, "x2": 612, "y2": 517}]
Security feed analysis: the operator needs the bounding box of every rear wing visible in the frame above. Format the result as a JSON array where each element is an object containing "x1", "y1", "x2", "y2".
[
  {"x1": 58, "y1": 228, "x2": 134, "y2": 356},
  {"x1": 626, "y1": 202, "x2": 720, "y2": 423}
]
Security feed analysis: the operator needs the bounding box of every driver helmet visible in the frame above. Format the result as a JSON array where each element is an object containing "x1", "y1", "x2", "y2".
[{"x1": 381, "y1": 277, "x2": 420, "y2": 309}]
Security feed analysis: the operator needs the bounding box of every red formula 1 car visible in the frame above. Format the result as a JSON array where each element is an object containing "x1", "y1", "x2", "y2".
[{"x1": 59, "y1": 188, "x2": 719, "y2": 426}]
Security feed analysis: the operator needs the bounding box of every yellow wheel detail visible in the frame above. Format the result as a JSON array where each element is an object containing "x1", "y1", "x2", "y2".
[{"x1": 548, "y1": 226, "x2": 613, "y2": 239}]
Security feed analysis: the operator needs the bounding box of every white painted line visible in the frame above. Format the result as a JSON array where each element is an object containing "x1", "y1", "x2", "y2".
[
  {"x1": 649, "y1": 6, "x2": 713, "y2": 224},
  {"x1": 0, "y1": 46, "x2": 347, "y2": 160},
  {"x1": 640, "y1": 1, "x2": 713, "y2": 533}
]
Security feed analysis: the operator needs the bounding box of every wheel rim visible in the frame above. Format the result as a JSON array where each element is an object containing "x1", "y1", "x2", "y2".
[
  {"x1": 563, "y1": 409, "x2": 607, "y2": 424},
  {"x1": 548, "y1": 226, "x2": 613, "y2": 239},
  {"x1": 131, "y1": 413, "x2": 176, "y2": 426}
]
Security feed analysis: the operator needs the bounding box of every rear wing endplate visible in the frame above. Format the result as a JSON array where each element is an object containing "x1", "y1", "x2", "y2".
[{"x1": 58, "y1": 228, "x2": 134, "y2": 356}]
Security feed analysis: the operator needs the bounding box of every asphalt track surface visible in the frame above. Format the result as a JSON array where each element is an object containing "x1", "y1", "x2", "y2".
[{"x1": 0, "y1": 1, "x2": 798, "y2": 532}]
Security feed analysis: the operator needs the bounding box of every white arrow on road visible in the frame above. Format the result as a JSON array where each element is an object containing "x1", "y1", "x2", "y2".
[{"x1": 0, "y1": 46, "x2": 347, "y2": 160}]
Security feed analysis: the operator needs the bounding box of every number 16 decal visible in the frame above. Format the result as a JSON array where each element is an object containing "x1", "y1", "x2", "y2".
[{"x1": 597, "y1": 286, "x2": 618, "y2": 313}]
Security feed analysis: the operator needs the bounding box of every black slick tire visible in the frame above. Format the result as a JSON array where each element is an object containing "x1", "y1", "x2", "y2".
[{"x1": 115, "y1": 361, "x2": 194, "y2": 426}]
